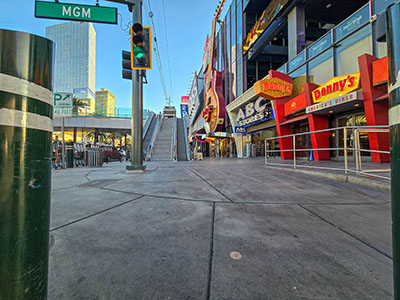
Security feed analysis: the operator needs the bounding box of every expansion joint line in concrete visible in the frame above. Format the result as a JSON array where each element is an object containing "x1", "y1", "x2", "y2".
[
  {"x1": 50, "y1": 195, "x2": 145, "y2": 232},
  {"x1": 298, "y1": 204, "x2": 392, "y2": 260},
  {"x1": 99, "y1": 187, "x2": 230, "y2": 204},
  {"x1": 206, "y1": 202, "x2": 216, "y2": 300},
  {"x1": 51, "y1": 186, "x2": 75, "y2": 192},
  {"x1": 185, "y1": 167, "x2": 234, "y2": 203}
]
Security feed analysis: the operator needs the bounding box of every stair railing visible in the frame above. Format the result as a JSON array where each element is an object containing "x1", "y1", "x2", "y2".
[
  {"x1": 182, "y1": 117, "x2": 192, "y2": 161},
  {"x1": 146, "y1": 114, "x2": 162, "y2": 161},
  {"x1": 172, "y1": 117, "x2": 178, "y2": 161}
]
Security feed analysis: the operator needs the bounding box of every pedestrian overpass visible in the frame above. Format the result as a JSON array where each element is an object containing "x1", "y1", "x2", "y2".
[{"x1": 53, "y1": 115, "x2": 133, "y2": 134}]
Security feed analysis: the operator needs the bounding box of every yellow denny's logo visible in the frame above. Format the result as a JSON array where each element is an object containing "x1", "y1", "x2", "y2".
[
  {"x1": 312, "y1": 73, "x2": 361, "y2": 103},
  {"x1": 254, "y1": 77, "x2": 293, "y2": 100}
]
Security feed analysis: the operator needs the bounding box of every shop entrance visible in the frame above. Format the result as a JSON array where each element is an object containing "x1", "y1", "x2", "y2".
[
  {"x1": 251, "y1": 127, "x2": 278, "y2": 157},
  {"x1": 292, "y1": 121, "x2": 310, "y2": 158},
  {"x1": 333, "y1": 113, "x2": 369, "y2": 160}
]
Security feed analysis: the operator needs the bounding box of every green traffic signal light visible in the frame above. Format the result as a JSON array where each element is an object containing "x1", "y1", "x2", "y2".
[
  {"x1": 130, "y1": 23, "x2": 152, "y2": 70},
  {"x1": 133, "y1": 46, "x2": 144, "y2": 59}
]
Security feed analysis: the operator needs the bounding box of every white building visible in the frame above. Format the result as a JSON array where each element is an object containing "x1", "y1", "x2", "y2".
[{"x1": 46, "y1": 22, "x2": 96, "y2": 112}]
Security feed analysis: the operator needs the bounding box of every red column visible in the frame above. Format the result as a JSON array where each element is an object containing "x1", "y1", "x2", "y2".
[
  {"x1": 271, "y1": 99, "x2": 293, "y2": 159},
  {"x1": 269, "y1": 70, "x2": 294, "y2": 160},
  {"x1": 358, "y1": 54, "x2": 390, "y2": 163},
  {"x1": 303, "y1": 83, "x2": 330, "y2": 160}
]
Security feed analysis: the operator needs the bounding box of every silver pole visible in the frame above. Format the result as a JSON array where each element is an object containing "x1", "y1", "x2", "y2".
[
  {"x1": 62, "y1": 116, "x2": 65, "y2": 169},
  {"x1": 344, "y1": 127, "x2": 348, "y2": 176},
  {"x1": 293, "y1": 135, "x2": 296, "y2": 169},
  {"x1": 127, "y1": 0, "x2": 145, "y2": 171}
]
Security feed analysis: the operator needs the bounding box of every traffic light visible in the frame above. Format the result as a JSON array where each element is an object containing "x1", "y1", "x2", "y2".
[
  {"x1": 122, "y1": 50, "x2": 132, "y2": 80},
  {"x1": 130, "y1": 23, "x2": 152, "y2": 70}
]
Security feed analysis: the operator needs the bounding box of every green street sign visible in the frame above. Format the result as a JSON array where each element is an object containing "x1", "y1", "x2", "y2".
[
  {"x1": 35, "y1": 1, "x2": 118, "y2": 24},
  {"x1": 54, "y1": 92, "x2": 73, "y2": 117}
]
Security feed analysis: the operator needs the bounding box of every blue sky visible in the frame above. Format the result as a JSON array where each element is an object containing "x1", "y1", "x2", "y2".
[{"x1": 0, "y1": 0, "x2": 227, "y2": 114}]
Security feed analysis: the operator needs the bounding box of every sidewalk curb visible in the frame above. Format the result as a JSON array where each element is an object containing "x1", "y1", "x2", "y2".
[{"x1": 265, "y1": 165, "x2": 391, "y2": 192}]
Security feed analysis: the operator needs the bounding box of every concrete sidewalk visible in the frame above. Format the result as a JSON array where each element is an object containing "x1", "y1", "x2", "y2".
[{"x1": 49, "y1": 158, "x2": 393, "y2": 299}]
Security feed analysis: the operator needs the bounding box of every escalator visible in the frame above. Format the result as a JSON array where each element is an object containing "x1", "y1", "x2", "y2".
[
  {"x1": 143, "y1": 115, "x2": 158, "y2": 151},
  {"x1": 176, "y1": 118, "x2": 189, "y2": 161}
]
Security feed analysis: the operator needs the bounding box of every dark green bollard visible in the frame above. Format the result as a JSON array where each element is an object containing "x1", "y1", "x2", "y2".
[
  {"x1": 66, "y1": 142, "x2": 74, "y2": 168},
  {"x1": 387, "y1": 4, "x2": 400, "y2": 299},
  {"x1": 0, "y1": 29, "x2": 54, "y2": 299}
]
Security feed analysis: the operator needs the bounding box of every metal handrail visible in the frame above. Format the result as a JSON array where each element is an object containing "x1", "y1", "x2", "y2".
[
  {"x1": 354, "y1": 128, "x2": 390, "y2": 172},
  {"x1": 142, "y1": 113, "x2": 154, "y2": 139},
  {"x1": 172, "y1": 117, "x2": 178, "y2": 161},
  {"x1": 182, "y1": 117, "x2": 192, "y2": 161},
  {"x1": 147, "y1": 114, "x2": 163, "y2": 161},
  {"x1": 144, "y1": 114, "x2": 161, "y2": 160},
  {"x1": 264, "y1": 125, "x2": 390, "y2": 180}
]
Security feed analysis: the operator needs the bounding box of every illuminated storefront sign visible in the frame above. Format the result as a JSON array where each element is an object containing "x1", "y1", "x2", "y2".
[
  {"x1": 236, "y1": 98, "x2": 274, "y2": 126},
  {"x1": 312, "y1": 72, "x2": 361, "y2": 103},
  {"x1": 234, "y1": 126, "x2": 247, "y2": 134},
  {"x1": 306, "y1": 91, "x2": 362, "y2": 113},
  {"x1": 254, "y1": 78, "x2": 293, "y2": 100},
  {"x1": 243, "y1": 0, "x2": 286, "y2": 52}
]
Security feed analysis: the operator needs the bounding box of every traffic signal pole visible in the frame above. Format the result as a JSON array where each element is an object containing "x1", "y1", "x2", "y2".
[
  {"x1": 127, "y1": 0, "x2": 145, "y2": 171},
  {"x1": 387, "y1": 3, "x2": 400, "y2": 298}
]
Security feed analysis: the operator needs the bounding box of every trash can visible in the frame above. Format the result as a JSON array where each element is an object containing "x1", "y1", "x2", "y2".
[{"x1": 66, "y1": 142, "x2": 74, "y2": 168}]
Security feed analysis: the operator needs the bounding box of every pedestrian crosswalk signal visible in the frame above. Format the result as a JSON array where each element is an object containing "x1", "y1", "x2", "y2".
[{"x1": 130, "y1": 23, "x2": 152, "y2": 70}]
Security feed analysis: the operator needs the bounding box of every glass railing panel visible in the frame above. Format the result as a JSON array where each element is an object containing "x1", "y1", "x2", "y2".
[
  {"x1": 335, "y1": 4, "x2": 370, "y2": 41},
  {"x1": 308, "y1": 31, "x2": 332, "y2": 59}
]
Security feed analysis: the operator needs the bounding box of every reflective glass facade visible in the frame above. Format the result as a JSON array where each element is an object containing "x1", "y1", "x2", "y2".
[{"x1": 46, "y1": 22, "x2": 96, "y2": 96}]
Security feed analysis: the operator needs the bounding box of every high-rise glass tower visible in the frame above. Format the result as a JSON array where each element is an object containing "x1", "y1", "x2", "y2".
[{"x1": 46, "y1": 22, "x2": 96, "y2": 112}]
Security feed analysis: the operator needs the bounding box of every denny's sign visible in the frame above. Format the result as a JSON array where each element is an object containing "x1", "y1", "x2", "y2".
[
  {"x1": 312, "y1": 73, "x2": 361, "y2": 103},
  {"x1": 254, "y1": 78, "x2": 293, "y2": 100}
]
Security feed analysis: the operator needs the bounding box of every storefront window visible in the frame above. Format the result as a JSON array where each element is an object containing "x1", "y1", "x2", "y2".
[
  {"x1": 336, "y1": 113, "x2": 370, "y2": 157},
  {"x1": 335, "y1": 24, "x2": 373, "y2": 76},
  {"x1": 308, "y1": 49, "x2": 334, "y2": 84},
  {"x1": 251, "y1": 128, "x2": 278, "y2": 157}
]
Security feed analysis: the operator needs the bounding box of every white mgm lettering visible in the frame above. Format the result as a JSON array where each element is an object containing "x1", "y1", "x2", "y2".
[{"x1": 62, "y1": 6, "x2": 91, "y2": 18}]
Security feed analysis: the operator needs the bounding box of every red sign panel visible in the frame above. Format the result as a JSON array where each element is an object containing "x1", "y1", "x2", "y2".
[
  {"x1": 181, "y1": 96, "x2": 189, "y2": 103},
  {"x1": 372, "y1": 56, "x2": 388, "y2": 86},
  {"x1": 284, "y1": 93, "x2": 307, "y2": 116}
]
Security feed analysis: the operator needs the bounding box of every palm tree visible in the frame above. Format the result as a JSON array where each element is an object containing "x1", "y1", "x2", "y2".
[
  {"x1": 86, "y1": 130, "x2": 106, "y2": 144},
  {"x1": 73, "y1": 98, "x2": 87, "y2": 115},
  {"x1": 106, "y1": 132, "x2": 123, "y2": 148},
  {"x1": 73, "y1": 98, "x2": 88, "y2": 143}
]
